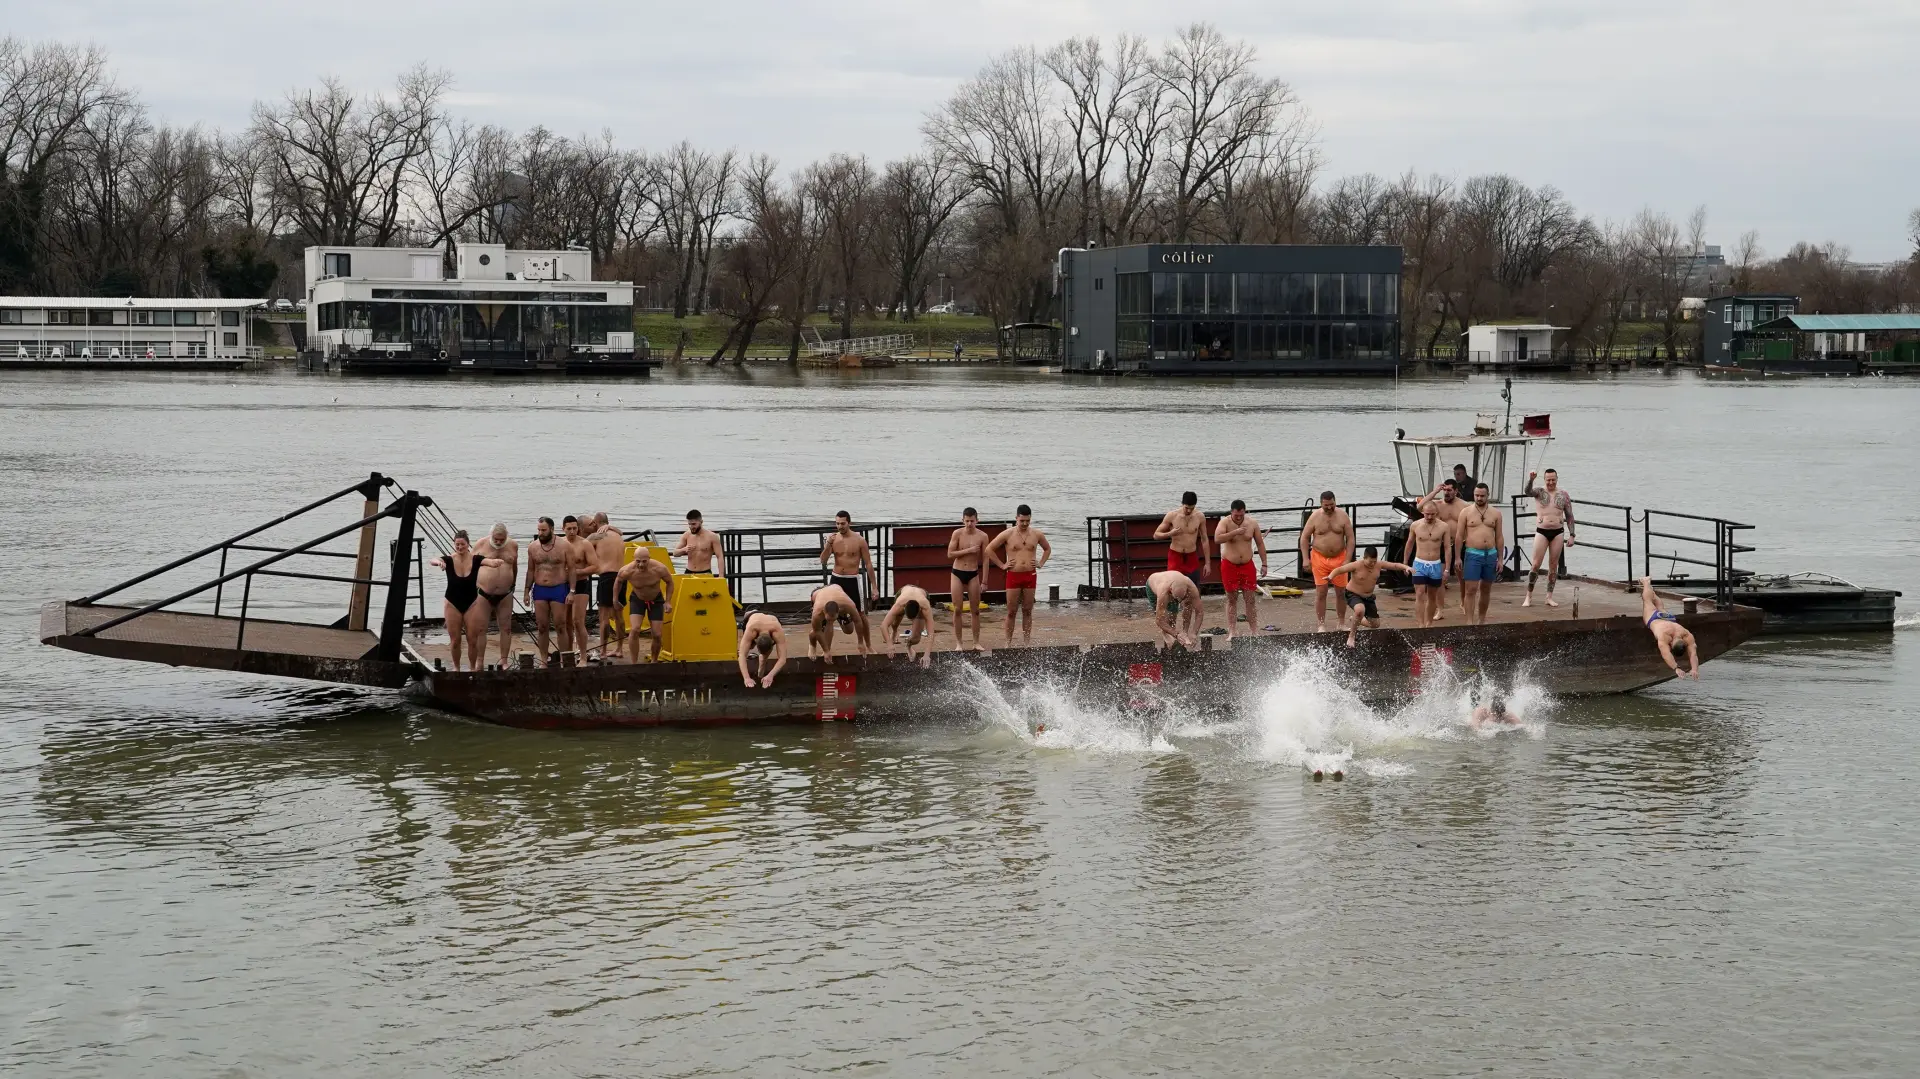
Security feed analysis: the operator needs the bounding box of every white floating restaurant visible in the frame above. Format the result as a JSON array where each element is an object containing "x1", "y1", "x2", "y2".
[{"x1": 0, "y1": 297, "x2": 264, "y2": 368}]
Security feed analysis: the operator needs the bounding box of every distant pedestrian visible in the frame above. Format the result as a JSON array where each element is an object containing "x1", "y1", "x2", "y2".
[{"x1": 952, "y1": 340, "x2": 963, "y2": 360}]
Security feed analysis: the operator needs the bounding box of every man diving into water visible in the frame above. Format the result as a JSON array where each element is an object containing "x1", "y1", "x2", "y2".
[
  {"x1": 1325, "y1": 546, "x2": 1413, "y2": 648},
  {"x1": 808, "y1": 581, "x2": 871, "y2": 663},
  {"x1": 736, "y1": 611, "x2": 788, "y2": 688},
  {"x1": 1146, "y1": 569, "x2": 1203, "y2": 651},
  {"x1": 1639, "y1": 576, "x2": 1699, "y2": 680},
  {"x1": 880, "y1": 585, "x2": 938, "y2": 668}
]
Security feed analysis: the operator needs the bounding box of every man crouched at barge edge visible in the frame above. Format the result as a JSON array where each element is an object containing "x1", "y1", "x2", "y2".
[
  {"x1": 809, "y1": 582, "x2": 870, "y2": 664},
  {"x1": 738, "y1": 611, "x2": 788, "y2": 688}
]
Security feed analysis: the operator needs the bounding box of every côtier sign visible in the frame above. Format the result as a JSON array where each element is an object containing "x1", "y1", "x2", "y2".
[{"x1": 1158, "y1": 250, "x2": 1215, "y2": 264}]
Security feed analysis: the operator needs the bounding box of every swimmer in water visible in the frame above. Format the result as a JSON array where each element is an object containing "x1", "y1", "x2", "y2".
[{"x1": 1471, "y1": 693, "x2": 1522, "y2": 729}]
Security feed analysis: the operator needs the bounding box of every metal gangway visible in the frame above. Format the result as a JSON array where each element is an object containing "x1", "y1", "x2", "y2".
[{"x1": 800, "y1": 327, "x2": 914, "y2": 358}]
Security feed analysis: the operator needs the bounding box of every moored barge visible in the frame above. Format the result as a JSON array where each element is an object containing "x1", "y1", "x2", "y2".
[{"x1": 39, "y1": 470, "x2": 1765, "y2": 730}]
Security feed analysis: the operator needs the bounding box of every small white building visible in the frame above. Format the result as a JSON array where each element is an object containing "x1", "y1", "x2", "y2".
[
  {"x1": 0, "y1": 297, "x2": 263, "y2": 362},
  {"x1": 304, "y1": 242, "x2": 642, "y2": 371},
  {"x1": 1464, "y1": 324, "x2": 1564, "y2": 366}
]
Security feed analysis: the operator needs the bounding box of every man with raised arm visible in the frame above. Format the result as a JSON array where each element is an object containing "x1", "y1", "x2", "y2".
[
  {"x1": 819, "y1": 511, "x2": 874, "y2": 612},
  {"x1": 1418, "y1": 478, "x2": 1468, "y2": 618},
  {"x1": 1146, "y1": 569, "x2": 1203, "y2": 651},
  {"x1": 1325, "y1": 546, "x2": 1414, "y2": 648},
  {"x1": 807, "y1": 581, "x2": 870, "y2": 664},
  {"x1": 674, "y1": 509, "x2": 724, "y2": 575},
  {"x1": 879, "y1": 585, "x2": 938, "y2": 668},
  {"x1": 522, "y1": 517, "x2": 569, "y2": 666},
  {"x1": 1523, "y1": 468, "x2": 1576, "y2": 608},
  {"x1": 1406, "y1": 499, "x2": 1454, "y2": 629},
  {"x1": 473, "y1": 522, "x2": 519, "y2": 669},
  {"x1": 1299, "y1": 491, "x2": 1355, "y2": 632},
  {"x1": 984, "y1": 504, "x2": 1051, "y2": 645},
  {"x1": 1457, "y1": 483, "x2": 1506, "y2": 626},
  {"x1": 736, "y1": 611, "x2": 788, "y2": 689},
  {"x1": 587, "y1": 512, "x2": 627, "y2": 660},
  {"x1": 1153, "y1": 491, "x2": 1212, "y2": 590},
  {"x1": 1214, "y1": 499, "x2": 1268, "y2": 638},
  {"x1": 946, "y1": 507, "x2": 990, "y2": 650},
  {"x1": 616, "y1": 548, "x2": 675, "y2": 663},
  {"x1": 1639, "y1": 576, "x2": 1700, "y2": 680}
]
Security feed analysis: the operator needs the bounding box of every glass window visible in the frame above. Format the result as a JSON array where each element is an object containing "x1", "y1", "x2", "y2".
[
  {"x1": 369, "y1": 302, "x2": 404, "y2": 343},
  {"x1": 1150, "y1": 319, "x2": 1186, "y2": 359},
  {"x1": 1369, "y1": 275, "x2": 1389, "y2": 317},
  {"x1": 323, "y1": 252, "x2": 352, "y2": 277},
  {"x1": 1204, "y1": 273, "x2": 1232, "y2": 315},
  {"x1": 1780, "y1": 303, "x2": 1794, "y2": 316},
  {"x1": 1317, "y1": 274, "x2": 1342, "y2": 317},
  {"x1": 1283, "y1": 274, "x2": 1314, "y2": 315},
  {"x1": 0, "y1": 309, "x2": 18, "y2": 325},
  {"x1": 174, "y1": 311, "x2": 198, "y2": 326},
  {"x1": 1738, "y1": 305, "x2": 1754, "y2": 324},
  {"x1": 317, "y1": 302, "x2": 338, "y2": 331},
  {"x1": 462, "y1": 303, "x2": 518, "y2": 349},
  {"x1": 1383, "y1": 274, "x2": 1400, "y2": 316},
  {"x1": 1117, "y1": 273, "x2": 1149, "y2": 316},
  {"x1": 1117, "y1": 320, "x2": 1149, "y2": 360},
  {"x1": 222, "y1": 332, "x2": 239, "y2": 347},
  {"x1": 221, "y1": 310, "x2": 240, "y2": 327},
  {"x1": 1093, "y1": 277, "x2": 1103, "y2": 292},
  {"x1": 1722, "y1": 304, "x2": 1732, "y2": 324},
  {"x1": 1174, "y1": 273, "x2": 1202, "y2": 315},
  {"x1": 87, "y1": 309, "x2": 113, "y2": 326},
  {"x1": 1151, "y1": 273, "x2": 1177, "y2": 315}
]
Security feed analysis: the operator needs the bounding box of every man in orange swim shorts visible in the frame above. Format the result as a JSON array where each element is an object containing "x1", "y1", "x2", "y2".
[{"x1": 1299, "y1": 490, "x2": 1355, "y2": 632}]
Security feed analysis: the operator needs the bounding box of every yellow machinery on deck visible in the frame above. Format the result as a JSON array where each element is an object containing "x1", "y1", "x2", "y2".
[{"x1": 620, "y1": 540, "x2": 736, "y2": 661}]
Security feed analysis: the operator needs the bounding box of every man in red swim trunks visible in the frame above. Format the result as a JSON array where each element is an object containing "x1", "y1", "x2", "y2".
[
  {"x1": 1299, "y1": 490, "x2": 1354, "y2": 632},
  {"x1": 1154, "y1": 490, "x2": 1212, "y2": 588},
  {"x1": 984, "y1": 504, "x2": 1050, "y2": 645},
  {"x1": 1213, "y1": 499, "x2": 1269, "y2": 637}
]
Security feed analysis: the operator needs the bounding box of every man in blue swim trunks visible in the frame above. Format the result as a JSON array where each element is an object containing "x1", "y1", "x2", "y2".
[
  {"x1": 1406, "y1": 498, "x2": 1454, "y2": 629},
  {"x1": 1457, "y1": 482, "x2": 1506, "y2": 626},
  {"x1": 1639, "y1": 577, "x2": 1699, "y2": 679},
  {"x1": 522, "y1": 516, "x2": 571, "y2": 665}
]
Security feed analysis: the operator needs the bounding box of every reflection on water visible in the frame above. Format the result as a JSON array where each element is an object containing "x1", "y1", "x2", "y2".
[{"x1": 5, "y1": 369, "x2": 1920, "y2": 1074}]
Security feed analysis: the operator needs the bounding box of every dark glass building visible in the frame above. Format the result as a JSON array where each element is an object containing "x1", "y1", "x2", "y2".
[{"x1": 1058, "y1": 243, "x2": 1403, "y2": 375}]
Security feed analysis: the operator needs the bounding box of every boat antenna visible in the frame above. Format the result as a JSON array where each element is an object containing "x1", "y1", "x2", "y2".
[{"x1": 1501, "y1": 377, "x2": 1513, "y2": 435}]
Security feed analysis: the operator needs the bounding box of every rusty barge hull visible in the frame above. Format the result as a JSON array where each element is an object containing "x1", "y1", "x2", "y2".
[{"x1": 416, "y1": 606, "x2": 1761, "y2": 730}]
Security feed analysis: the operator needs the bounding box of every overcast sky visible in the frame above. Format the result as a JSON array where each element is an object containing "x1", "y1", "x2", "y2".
[{"x1": 17, "y1": 0, "x2": 1918, "y2": 260}]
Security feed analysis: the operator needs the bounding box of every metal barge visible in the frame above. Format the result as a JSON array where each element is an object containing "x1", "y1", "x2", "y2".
[{"x1": 39, "y1": 468, "x2": 1765, "y2": 730}]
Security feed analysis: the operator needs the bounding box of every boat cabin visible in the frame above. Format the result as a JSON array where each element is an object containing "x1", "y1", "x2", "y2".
[{"x1": 1391, "y1": 417, "x2": 1550, "y2": 502}]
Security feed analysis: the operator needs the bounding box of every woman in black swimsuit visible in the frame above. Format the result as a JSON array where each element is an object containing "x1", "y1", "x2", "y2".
[{"x1": 430, "y1": 530, "x2": 507, "y2": 671}]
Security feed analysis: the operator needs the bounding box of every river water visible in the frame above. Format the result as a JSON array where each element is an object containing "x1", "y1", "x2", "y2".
[{"x1": 3, "y1": 366, "x2": 1916, "y2": 1076}]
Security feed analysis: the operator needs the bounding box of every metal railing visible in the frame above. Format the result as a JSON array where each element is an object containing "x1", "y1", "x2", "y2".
[
  {"x1": 802, "y1": 331, "x2": 914, "y2": 357},
  {"x1": 73, "y1": 473, "x2": 430, "y2": 663},
  {"x1": 1085, "y1": 500, "x2": 1413, "y2": 593},
  {"x1": 1508, "y1": 496, "x2": 1753, "y2": 604},
  {"x1": 0, "y1": 341, "x2": 262, "y2": 361}
]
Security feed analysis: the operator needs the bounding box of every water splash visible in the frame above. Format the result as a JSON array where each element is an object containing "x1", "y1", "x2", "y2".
[{"x1": 955, "y1": 650, "x2": 1548, "y2": 775}]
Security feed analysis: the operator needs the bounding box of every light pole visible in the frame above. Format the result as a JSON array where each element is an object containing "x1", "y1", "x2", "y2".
[{"x1": 125, "y1": 297, "x2": 132, "y2": 360}]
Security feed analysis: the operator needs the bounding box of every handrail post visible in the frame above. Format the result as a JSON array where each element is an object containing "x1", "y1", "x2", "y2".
[
  {"x1": 234, "y1": 573, "x2": 253, "y2": 653},
  {"x1": 1624, "y1": 506, "x2": 1634, "y2": 582},
  {"x1": 347, "y1": 474, "x2": 382, "y2": 631},
  {"x1": 375, "y1": 491, "x2": 420, "y2": 663},
  {"x1": 414, "y1": 537, "x2": 426, "y2": 619},
  {"x1": 214, "y1": 548, "x2": 229, "y2": 616}
]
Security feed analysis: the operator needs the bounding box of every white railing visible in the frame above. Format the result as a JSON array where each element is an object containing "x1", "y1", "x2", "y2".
[
  {"x1": 801, "y1": 329, "x2": 915, "y2": 357},
  {"x1": 0, "y1": 342, "x2": 264, "y2": 362}
]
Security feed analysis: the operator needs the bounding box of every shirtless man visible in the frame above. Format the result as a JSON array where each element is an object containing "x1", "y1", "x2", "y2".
[
  {"x1": 1146, "y1": 569, "x2": 1203, "y2": 651},
  {"x1": 1154, "y1": 491, "x2": 1212, "y2": 590},
  {"x1": 588, "y1": 512, "x2": 627, "y2": 660},
  {"x1": 560, "y1": 515, "x2": 596, "y2": 660},
  {"x1": 1325, "y1": 546, "x2": 1413, "y2": 647},
  {"x1": 1457, "y1": 483, "x2": 1506, "y2": 626},
  {"x1": 473, "y1": 522, "x2": 519, "y2": 668},
  {"x1": 1299, "y1": 491, "x2": 1355, "y2": 632},
  {"x1": 819, "y1": 511, "x2": 874, "y2": 611},
  {"x1": 1419, "y1": 479, "x2": 1468, "y2": 618},
  {"x1": 880, "y1": 585, "x2": 938, "y2": 668},
  {"x1": 946, "y1": 507, "x2": 990, "y2": 649},
  {"x1": 674, "y1": 509, "x2": 723, "y2": 575},
  {"x1": 807, "y1": 582, "x2": 870, "y2": 664},
  {"x1": 522, "y1": 517, "x2": 570, "y2": 665},
  {"x1": 617, "y1": 550, "x2": 675, "y2": 662},
  {"x1": 1213, "y1": 499, "x2": 1268, "y2": 638},
  {"x1": 1639, "y1": 576, "x2": 1699, "y2": 680},
  {"x1": 984, "y1": 504, "x2": 1051, "y2": 645},
  {"x1": 1471, "y1": 692, "x2": 1522, "y2": 729},
  {"x1": 1523, "y1": 469, "x2": 1576, "y2": 608},
  {"x1": 1406, "y1": 498, "x2": 1455, "y2": 629},
  {"x1": 737, "y1": 611, "x2": 788, "y2": 688}
]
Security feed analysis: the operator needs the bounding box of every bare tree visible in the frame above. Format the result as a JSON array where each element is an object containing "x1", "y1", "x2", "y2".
[
  {"x1": 875, "y1": 154, "x2": 966, "y2": 318},
  {"x1": 807, "y1": 153, "x2": 878, "y2": 340},
  {"x1": 1153, "y1": 24, "x2": 1302, "y2": 241},
  {"x1": 251, "y1": 65, "x2": 447, "y2": 246},
  {"x1": 0, "y1": 39, "x2": 126, "y2": 290},
  {"x1": 1732, "y1": 229, "x2": 1763, "y2": 292}
]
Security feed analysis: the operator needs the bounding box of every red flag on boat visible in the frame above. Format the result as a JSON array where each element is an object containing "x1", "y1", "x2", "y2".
[{"x1": 1521, "y1": 413, "x2": 1551, "y2": 436}]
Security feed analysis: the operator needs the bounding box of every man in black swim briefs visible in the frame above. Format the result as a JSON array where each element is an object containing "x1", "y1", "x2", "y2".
[{"x1": 946, "y1": 507, "x2": 990, "y2": 649}]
